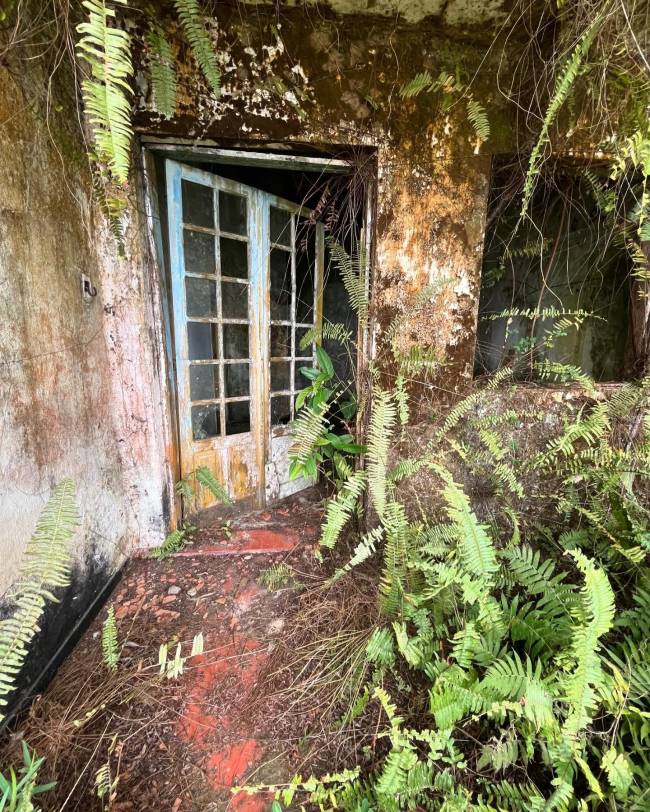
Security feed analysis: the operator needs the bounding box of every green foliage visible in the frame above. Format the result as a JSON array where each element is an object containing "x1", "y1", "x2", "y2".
[
  {"x1": 76, "y1": 0, "x2": 133, "y2": 185},
  {"x1": 519, "y1": 15, "x2": 604, "y2": 218},
  {"x1": 174, "y1": 0, "x2": 221, "y2": 98},
  {"x1": 146, "y1": 22, "x2": 177, "y2": 118},
  {"x1": 0, "y1": 480, "x2": 78, "y2": 721},
  {"x1": 0, "y1": 742, "x2": 56, "y2": 812},
  {"x1": 150, "y1": 523, "x2": 194, "y2": 560},
  {"x1": 259, "y1": 563, "x2": 293, "y2": 590},
  {"x1": 101, "y1": 605, "x2": 120, "y2": 672}
]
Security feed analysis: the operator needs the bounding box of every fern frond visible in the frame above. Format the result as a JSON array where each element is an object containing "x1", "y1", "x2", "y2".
[
  {"x1": 367, "y1": 389, "x2": 397, "y2": 519},
  {"x1": 146, "y1": 22, "x2": 177, "y2": 118},
  {"x1": 76, "y1": 0, "x2": 133, "y2": 184},
  {"x1": 520, "y1": 15, "x2": 604, "y2": 217},
  {"x1": 320, "y1": 469, "x2": 367, "y2": 549},
  {"x1": 467, "y1": 99, "x2": 490, "y2": 141},
  {"x1": 101, "y1": 605, "x2": 120, "y2": 672},
  {"x1": 0, "y1": 480, "x2": 77, "y2": 719},
  {"x1": 174, "y1": 0, "x2": 221, "y2": 97},
  {"x1": 195, "y1": 465, "x2": 232, "y2": 504},
  {"x1": 328, "y1": 241, "x2": 368, "y2": 328}
]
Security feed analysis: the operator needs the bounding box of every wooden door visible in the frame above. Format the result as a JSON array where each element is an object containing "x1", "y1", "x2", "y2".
[{"x1": 166, "y1": 160, "x2": 323, "y2": 508}]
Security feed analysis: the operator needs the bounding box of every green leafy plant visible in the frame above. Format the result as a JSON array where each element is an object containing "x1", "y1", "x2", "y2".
[
  {"x1": 0, "y1": 479, "x2": 78, "y2": 720},
  {"x1": 0, "y1": 742, "x2": 56, "y2": 812},
  {"x1": 174, "y1": 0, "x2": 221, "y2": 98},
  {"x1": 101, "y1": 606, "x2": 120, "y2": 672}
]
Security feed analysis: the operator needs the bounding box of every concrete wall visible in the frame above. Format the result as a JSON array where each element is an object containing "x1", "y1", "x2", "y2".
[
  {"x1": 0, "y1": 46, "x2": 172, "y2": 707},
  {"x1": 0, "y1": 2, "x2": 502, "y2": 707}
]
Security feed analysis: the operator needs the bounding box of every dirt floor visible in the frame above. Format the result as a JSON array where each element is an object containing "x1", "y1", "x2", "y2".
[{"x1": 3, "y1": 489, "x2": 328, "y2": 811}]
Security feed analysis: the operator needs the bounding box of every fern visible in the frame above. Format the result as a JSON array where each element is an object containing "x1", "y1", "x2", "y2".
[
  {"x1": 320, "y1": 469, "x2": 367, "y2": 549},
  {"x1": 467, "y1": 99, "x2": 490, "y2": 141},
  {"x1": 563, "y1": 551, "x2": 615, "y2": 738},
  {"x1": 101, "y1": 605, "x2": 120, "y2": 672},
  {"x1": 520, "y1": 15, "x2": 604, "y2": 217},
  {"x1": 0, "y1": 480, "x2": 77, "y2": 720},
  {"x1": 195, "y1": 465, "x2": 232, "y2": 504},
  {"x1": 174, "y1": 0, "x2": 221, "y2": 98},
  {"x1": 366, "y1": 389, "x2": 397, "y2": 519},
  {"x1": 328, "y1": 241, "x2": 368, "y2": 328},
  {"x1": 146, "y1": 22, "x2": 177, "y2": 118},
  {"x1": 150, "y1": 526, "x2": 190, "y2": 560},
  {"x1": 76, "y1": 0, "x2": 133, "y2": 184}
]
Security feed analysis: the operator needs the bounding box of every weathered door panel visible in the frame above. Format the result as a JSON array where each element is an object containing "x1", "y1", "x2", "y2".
[{"x1": 166, "y1": 159, "x2": 323, "y2": 509}]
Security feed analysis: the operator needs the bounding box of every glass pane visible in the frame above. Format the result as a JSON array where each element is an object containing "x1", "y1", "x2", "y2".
[
  {"x1": 221, "y1": 281, "x2": 248, "y2": 320},
  {"x1": 270, "y1": 248, "x2": 292, "y2": 321},
  {"x1": 186, "y1": 277, "x2": 217, "y2": 318},
  {"x1": 220, "y1": 237, "x2": 248, "y2": 279},
  {"x1": 295, "y1": 363, "x2": 313, "y2": 390},
  {"x1": 295, "y1": 326, "x2": 313, "y2": 355},
  {"x1": 190, "y1": 363, "x2": 219, "y2": 400},
  {"x1": 219, "y1": 191, "x2": 247, "y2": 235},
  {"x1": 296, "y1": 223, "x2": 316, "y2": 324},
  {"x1": 271, "y1": 325, "x2": 290, "y2": 357},
  {"x1": 191, "y1": 404, "x2": 219, "y2": 440},
  {"x1": 224, "y1": 363, "x2": 250, "y2": 398},
  {"x1": 188, "y1": 322, "x2": 219, "y2": 360},
  {"x1": 270, "y1": 206, "x2": 291, "y2": 247},
  {"x1": 223, "y1": 324, "x2": 249, "y2": 359},
  {"x1": 184, "y1": 230, "x2": 215, "y2": 276},
  {"x1": 182, "y1": 180, "x2": 214, "y2": 229},
  {"x1": 271, "y1": 361, "x2": 290, "y2": 392},
  {"x1": 271, "y1": 395, "x2": 291, "y2": 426},
  {"x1": 226, "y1": 401, "x2": 250, "y2": 435}
]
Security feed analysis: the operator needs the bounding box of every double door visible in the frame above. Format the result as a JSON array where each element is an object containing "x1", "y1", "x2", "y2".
[{"x1": 166, "y1": 160, "x2": 323, "y2": 507}]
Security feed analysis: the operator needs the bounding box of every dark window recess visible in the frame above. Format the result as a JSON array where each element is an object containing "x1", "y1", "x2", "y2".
[
  {"x1": 190, "y1": 363, "x2": 219, "y2": 401},
  {"x1": 188, "y1": 322, "x2": 219, "y2": 361},
  {"x1": 224, "y1": 363, "x2": 250, "y2": 398},
  {"x1": 191, "y1": 404, "x2": 220, "y2": 440},
  {"x1": 223, "y1": 323, "x2": 249, "y2": 359},
  {"x1": 184, "y1": 230, "x2": 216, "y2": 275},
  {"x1": 182, "y1": 180, "x2": 214, "y2": 229},
  {"x1": 220, "y1": 237, "x2": 248, "y2": 279},
  {"x1": 475, "y1": 159, "x2": 634, "y2": 382},
  {"x1": 270, "y1": 248, "x2": 292, "y2": 321},
  {"x1": 219, "y1": 191, "x2": 247, "y2": 235},
  {"x1": 295, "y1": 219, "x2": 316, "y2": 323},
  {"x1": 226, "y1": 401, "x2": 250, "y2": 435},
  {"x1": 271, "y1": 395, "x2": 291, "y2": 426}
]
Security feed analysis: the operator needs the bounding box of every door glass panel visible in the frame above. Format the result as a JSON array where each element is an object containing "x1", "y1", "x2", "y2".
[
  {"x1": 270, "y1": 206, "x2": 291, "y2": 247},
  {"x1": 271, "y1": 325, "x2": 290, "y2": 357},
  {"x1": 224, "y1": 363, "x2": 250, "y2": 398},
  {"x1": 182, "y1": 180, "x2": 214, "y2": 229},
  {"x1": 190, "y1": 364, "x2": 219, "y2": 400},
  {"x1": 295, "y1": 326, "x2": 313, "y2": 355},
  {"x1": 226, "y1": 401, "x2": 250, "y2": 435},
  {"x1": 271, "y1": 395, "x2": 291, "y2": 426},
  {"x1": 186, "y1": 277, "x2": 217, "y2": 317},
  {"x1": 219, "y1": 191, "x2": 247, "y2": 235},
  {"x1": 223, "y1": 324, "x2": 249, "y2": 359},
  {"x1": 270, "y1": 249, "x2": 291, "y2": 321},
  {"x1": 220, "y1": 237, "x2": 248, "y2": 279},
  {"x1": 188, "y1": 322, "x2": 219, "y2": 360},
  {"x1": 296, "y1": 224, "x2": 316, "y2": 323},
  {"x1": 295, "y1": 363, "x2": 313, "y2": 390},
  {"x1": 221, "y1": 281, "x2": 248, "y2": 320},
  {"x1": 184, "y1": 230, "x2": 215, "y2": 276},
  {"x1": 271, "y1": 361, "x2": 290, "y2": 392},
  {"x1": 192, "y1": 404, "x2": 220, "y2": 440}
]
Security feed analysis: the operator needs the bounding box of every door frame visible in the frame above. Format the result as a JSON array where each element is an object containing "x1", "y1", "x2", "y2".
[{"x1": 140, "y1": 140, "x2": 375, "y2": 518}]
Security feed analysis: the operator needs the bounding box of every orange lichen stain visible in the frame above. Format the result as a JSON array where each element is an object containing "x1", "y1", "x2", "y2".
[{"x1": 174, "y1": 528, "x2": 298, "y2": 557}]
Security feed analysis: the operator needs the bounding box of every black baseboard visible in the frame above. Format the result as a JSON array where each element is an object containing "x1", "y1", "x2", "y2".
[{"x1": 1, "y1": 564, "x2": 124, "y2": 733}]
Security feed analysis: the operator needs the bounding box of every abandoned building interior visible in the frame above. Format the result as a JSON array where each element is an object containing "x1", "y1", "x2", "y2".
[{"x1": 1, "y1": 0, "x2": 649, "y2": 808}]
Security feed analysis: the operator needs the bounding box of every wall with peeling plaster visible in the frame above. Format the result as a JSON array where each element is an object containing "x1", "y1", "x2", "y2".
[
  {"x1": 0, "y1": 49, "x2": 171, "y2": 709},
  {"x1": 134, "y1": 2, "x2": 501, "y2": 393},
  {"x1": 0, "y1": 0, "x2": 512, "y2": 708}
]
